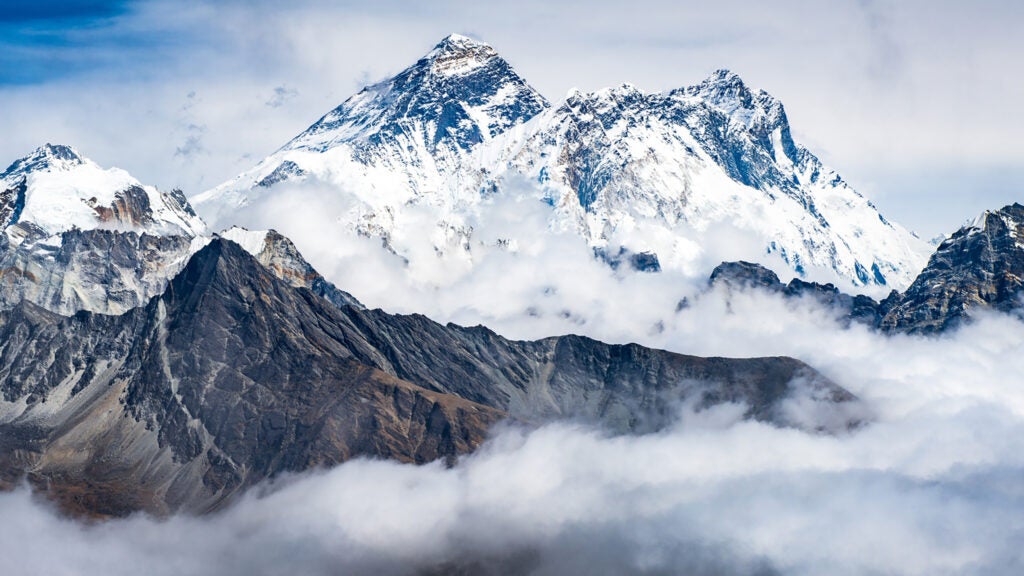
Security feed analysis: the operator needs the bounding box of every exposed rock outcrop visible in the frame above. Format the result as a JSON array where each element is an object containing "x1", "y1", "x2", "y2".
[
  {"x1": 878, "y1": 204, "x2": 1024, "y2": 334},
  {"x1": 708, "y1": 205, "x2": 1024, "y2": 334}
]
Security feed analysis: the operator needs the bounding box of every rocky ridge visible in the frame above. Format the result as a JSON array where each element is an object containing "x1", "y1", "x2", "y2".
[
  {"x1": 879, "y1": 203, "x2": 1024, "y2": 333},
  {"x1": 0, "y1": 239, "x2": 864, "y2": 516},
  {"x1": 707, "y1": 204, "x2": 1024, "y2": 334}
]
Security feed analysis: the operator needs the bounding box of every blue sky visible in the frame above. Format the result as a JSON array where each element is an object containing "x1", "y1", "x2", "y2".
[
  {"x1": 0, "y1": 0, "x2": 191, "y2": 85},
  {"x1": 1, "y1": 0, "x2": 1022, "y2": 237},
  {"x1": 0, "y1": 0, "x2": 127, "y2": 23},
  {"x1": 0, "y1": 1, "x2": 119, "y2": 84}
]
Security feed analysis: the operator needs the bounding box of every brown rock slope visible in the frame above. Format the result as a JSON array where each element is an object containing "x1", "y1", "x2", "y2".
[{"x1": 0, "y1": 240, "x2": 862, "y2": 516}]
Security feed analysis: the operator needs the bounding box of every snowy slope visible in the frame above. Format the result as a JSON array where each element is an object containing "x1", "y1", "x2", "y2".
[
  {"x1": 1, "y1": 144, "x2": 206, "y2": 239},
  {"x1": 194, "y1": 33, "x2": 548, "y2": 235},
  {"x1": 485, "y1": 72, "x2": 930, "y2": 288},
  {"x1": 0, "y1": 144, "x2": 374, "y2": 316},
  {"x1": 194, "y1": 35, "x2": 929, "y2": 291}
]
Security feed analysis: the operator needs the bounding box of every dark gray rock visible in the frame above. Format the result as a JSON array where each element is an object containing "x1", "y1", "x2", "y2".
[
  {"x1": 709, "y1": 261, "x2": 783, "y2": 291},
  {"x1": 0, "y1": 177, "x2": 26, "y2": 228},
  {"x1": 879, "y1": 204, "x2": 1024, "y2": 334},
  {"x1": 708, "y1": 205, "x2": 1024, "y2": 334},
  {"x1": 0, "y1": 240, "x2": 502, "y2": 516},
  {"x1": 595, "y1": 246, "x2": 662, "y2": 273},
  {"x1": 330, "y1": 308, "x2": 858, "y2": 433},
  {"x1": 708, "y1": 261, "x2": 883, "y2": 328},
  {"x1": 0, "y1": 239, "x2": 863, "y2": 516}
]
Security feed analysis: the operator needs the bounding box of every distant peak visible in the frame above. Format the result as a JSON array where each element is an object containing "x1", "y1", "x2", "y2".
[
  {"x1": 706, "y1": 69, "x2": 746, "y2": 86},
  {"x1": 566, "y1": 83, "x2": 642, "y2": 100},
  {"x1": 688, "y1": 68, "x2": 753, "y2": 102},
  {"x1": 677, "y1": 69, "x2": 789, "y2": 128},
  {"x1": 38, "y1": 143, "x2": 83, "y2": 163},
  {"x1": 2, "y1": 143, "x2": 86, "y2": 178},
  {"x1": 967, "y1": 203, "x2": 1024, "y2": 231},
  {"x1": 605, "y1": 82, "x2": 642, "y2": 95},
  {"x1": 432, "y1": 33, "x2": 491, "y2": 53},
  {"x1": 282, "y1": 31, "x2": 548, "y2": 154},
  {"x1": 424, "y1": 34, "x2": 499, "y2": 76}
]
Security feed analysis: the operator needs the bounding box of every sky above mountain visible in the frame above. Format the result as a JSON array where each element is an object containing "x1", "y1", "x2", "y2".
[{"x1": 0, "y1": 0, "x2": 1021, "y2": 237}]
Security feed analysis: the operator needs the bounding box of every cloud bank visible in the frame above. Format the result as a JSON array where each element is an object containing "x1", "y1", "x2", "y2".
[
  {"x1": 10, "y1": 182, "x2": 1024, "y2": 574},
  {"x1": 5, "y1": 286, "x2": 1024, "y2": 575}
]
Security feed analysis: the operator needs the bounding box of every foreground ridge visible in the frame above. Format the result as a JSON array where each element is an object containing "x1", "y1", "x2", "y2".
[{"x1": 0, "y1": 239, "x2": 863, "y2": 517}]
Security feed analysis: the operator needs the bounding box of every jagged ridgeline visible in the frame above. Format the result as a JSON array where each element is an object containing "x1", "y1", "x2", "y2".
[
  {"x1": 0, "y1": 144, "x2": 365, "y2": 316},
  {"x1": 708, "y1": 204, "x2": 1024, "y2": 334},
  {"x1": 0, "y1": 239, "x2": 864, "y2": 517},
  {"x1": 195, "y1": 34, "x2": 930, "y2": 290}
]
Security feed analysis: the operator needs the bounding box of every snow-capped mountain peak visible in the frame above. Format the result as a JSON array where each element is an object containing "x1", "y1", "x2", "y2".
[
  {"x1": 195, "y1": 36, "x2": 930, "y2": 292},
  {"x1": 282, "y1": 33, "x2": 547, "y2": 155},
  {"x1": 0, "y1": 144, "x2": 210, "y2": 316},
  {"x1": 0, "y1": 144, "x2": 206, "y2": 238},
  {"x1": 195, "y1": 34, "x2": 549, "y2": 223},
  {"x1": 2, "y1": 143, "x2": 86, "y2": 177},
  {"x1": 676, "y1": 69, "x2": 784, "y2": 131},
  {"x1": 683, "y1": 70, "x2": 756, "y2": 111},
  {"x1": 566, "y1": 83, "x2": 645, "y2": 112},
  {"x1": 424, "y1": 33, "x2": 500, "y2": 76}
]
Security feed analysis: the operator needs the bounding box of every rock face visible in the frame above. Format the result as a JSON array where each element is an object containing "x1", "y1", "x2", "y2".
[
  {"x1": 708, "y1": 260, "x2": 883, "y2": 327},
  {"x1": 219, "y1": 226, "x2": 363, "y2": 309},
  {"x1": 709, "y1": 206, "x2": 1024, "y2": 334},
  {"x1": 327, "y1": 308, "x2": 860, "y2": 433},
  {"x1": 0, "y1": 228, "x2": 197, "y2": 316},
  {"x1": 0, "y1": 239, "x2": 863, "y2": 516},
  {"x1": 0, "y1": 240, "x2": 501, "y2": 516},
  {"x1": 0, "y1": 144, "x2": 207, "y2": 316},
  {"x1": 878, "y1": 204, "x2": 1024, "y2": 334},
  {"x1": 195, "y1": 35, "x2": 928, "y2": 290},
  {"x1": 710, "y1": 261, "x2": 787, "y2": 292}
]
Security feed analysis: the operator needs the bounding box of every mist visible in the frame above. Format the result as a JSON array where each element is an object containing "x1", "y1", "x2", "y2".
[
  {"x1": 9, "y1": 188, "x2": 1024, "y2": 572},
  {"x1": 6, "y1": 298, "x2": 1024, "y2": 575}
]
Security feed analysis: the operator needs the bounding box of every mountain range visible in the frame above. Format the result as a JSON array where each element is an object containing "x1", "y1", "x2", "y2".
[
  {"x1": 0, "y1": 238, "x2": 862, "y2": 517},
  {"x1": 708, "y1": 203, "x2": 1024, "y2": 334},
  {"x1": 194, "y1": 34, "x2": 930, "y2": 291},
  {"x1": 0, "y1": 34, "x2": 1022, "y2": 519}
]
